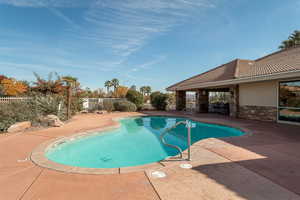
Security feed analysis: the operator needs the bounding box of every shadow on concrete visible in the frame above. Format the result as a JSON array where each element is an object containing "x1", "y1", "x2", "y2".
[{"x1": 143, "y1": 111, "x2": 300, "y2": 196}]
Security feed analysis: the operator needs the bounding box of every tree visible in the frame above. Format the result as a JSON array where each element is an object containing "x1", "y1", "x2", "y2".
[
  {"x1": 0, "y1": 75, "x2": 7, "y2": 82},
  {"x1": 111, "y1": 78, "x2": 119, "y2": 92},
  {"x1": 145, "y1": 86, "x2": 152, "y2": 96},
  {"x1": 32, "y1": 72, "x2": 64, "y2": 94},
  {"x1": 0, "y1": 78, "x2": 27, "y2": 96},
  {"x1": 0, "y1": 75, "x2": 8, "y2": 96},
  {"x1": 114, "y1": 86, "x2": 129, "y2": 98},
  {"x1": 140, "y1": 86, "x2": 152, "y2": 96},
  {"x1": 279, "y1": 30, "x2": 300, "y2": 50},
  {"x1": 130, "y1": 85, "x2": 137, "y2": 91},
  {"x1": 104, "y1": 80, "x2": 112, "y2": 93},
  {"x1": 150, "y1": 91, "x2": 168, "y2": 110},
  {"x1": 140, "y1": 86, "x2": 146, "y2": 96},
  {"x1": 126, "y1": 90, "x2": 144, "y2": 110}
]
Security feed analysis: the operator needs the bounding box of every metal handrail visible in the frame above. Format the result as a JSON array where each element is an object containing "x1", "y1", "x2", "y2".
[{"x1": 160, "y1": 120, "x2": 192, "y2": 160}]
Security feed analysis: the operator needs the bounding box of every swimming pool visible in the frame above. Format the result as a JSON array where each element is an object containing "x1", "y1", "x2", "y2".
[{"x1": 46, "y1": 116, "x2": 245, "y2": 168}]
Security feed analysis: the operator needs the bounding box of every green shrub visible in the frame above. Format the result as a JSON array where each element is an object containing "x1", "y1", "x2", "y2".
[
  {"x1": 103, "y1": 99, "x2": 114, "y2": 112},
  {"x1": 126, "y1": 90, "x2": 144, "y2": 110},
  {"x1": 151, "y1": 92, "x2": 169, "y2": 110},
  {"x1": 0, "y1": 94, "x2": 68, "y2": 133},
  {"x1": 71, "y1": 97, "x2": 83, "y2": 114},
  {"x1": 30, "y1": 94, "x2": 64, "y2": 116},
  {"x1": 150, "y1": 91, "x2": 161, "y2": 103},
  {"x1": 114, "y1": 100, "x2": 137, "y2": 112},
  {"x1": 0, "y1": 101, "x2": 38, "y2": 132}
]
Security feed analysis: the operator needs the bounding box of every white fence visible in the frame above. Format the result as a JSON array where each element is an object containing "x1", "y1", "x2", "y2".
[
  {"x1": 82, "y1": 98, "x2": 125, "y2": 110},
  {"x1": 0, "y1": 97, "x2": 125, "y2": 111},
  {"x1": 0, "y1": 97, "x2": 32, "y2": 104}
]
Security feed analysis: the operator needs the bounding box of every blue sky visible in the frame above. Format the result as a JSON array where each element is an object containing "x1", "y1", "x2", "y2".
[{"x1": 0, "y1": 0, "x2": 299, "y2": 91}]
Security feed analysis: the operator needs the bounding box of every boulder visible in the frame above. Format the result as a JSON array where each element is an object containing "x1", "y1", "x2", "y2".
[
  {"x1": 96, "y1": 110, "x2": 107, "y2": 114},
  {"x1": 7, "y1": 121, "x2": 31, "y2": 133},
  {"x1": 41, "y1": 115, "x2": 64, "y2": 127}
]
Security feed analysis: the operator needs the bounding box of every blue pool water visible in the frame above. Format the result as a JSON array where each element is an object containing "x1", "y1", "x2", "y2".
[{"x1": 46, "y1": 116, "x2": 245, "y2": 168}]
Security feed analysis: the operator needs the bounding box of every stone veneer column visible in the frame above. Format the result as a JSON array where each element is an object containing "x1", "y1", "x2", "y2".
[
  {"x1": 229, "y1": 85, "x2": 239, "y2": 118},
  {"x1": 176, "y1": 91, "x2": 186, "y2": 111},
  {"x1": 196, "y1": 89, "x2": 209, "y2": 113}
]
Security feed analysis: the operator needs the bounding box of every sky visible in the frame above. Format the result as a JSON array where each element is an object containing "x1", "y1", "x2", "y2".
[{"x1": 0, "y1": 0, "x2": 300, "y2": 91}]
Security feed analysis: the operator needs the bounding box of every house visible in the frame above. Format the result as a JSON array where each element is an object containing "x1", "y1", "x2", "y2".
[{"x1": 167, "y1": 46, "x2": 300, "y2": 124}]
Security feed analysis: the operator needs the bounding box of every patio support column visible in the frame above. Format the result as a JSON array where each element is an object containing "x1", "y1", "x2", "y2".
[
  {"x1": 176, "y1": 91, "x2": 186, "y2": 111},
  {"x1": 196, "y1": 89, "x2": 209, "y2": 113},
  {"x1": 229, "y1": 85, "x2": 239, "y2": 117}
]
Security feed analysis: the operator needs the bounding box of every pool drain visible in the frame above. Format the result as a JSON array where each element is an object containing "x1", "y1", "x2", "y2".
[
  {"x1": 180, "y1": 163, "x2": 193, "y2": 169},
  {"x1": 151, "y1": 171, "x2": 166, "y2": 178}
]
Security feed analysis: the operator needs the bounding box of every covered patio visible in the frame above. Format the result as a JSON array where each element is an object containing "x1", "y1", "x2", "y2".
[
  {"x1": 168, "y1": 47, "x2": 300, "y2": 124},
  {"x1": 175, "y1": 86, "x2": 237, "y2": 117}
]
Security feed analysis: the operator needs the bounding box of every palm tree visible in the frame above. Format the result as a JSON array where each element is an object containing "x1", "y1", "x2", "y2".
[
  {"x1": 104, "y1": 80, "x2": 112, "y2": 93},
  {"x1": 140, "y1": 86, "x2": 146, "y2": 96},
  {"x1": 111, "y1": 78, "x2": 119, "y2": 92},
  {"x1": 279, "y1": 30, "x2": 300, "y2": 50},
  {"x1": 145, "y1": 86, "x2": 152, "y2": 96}
]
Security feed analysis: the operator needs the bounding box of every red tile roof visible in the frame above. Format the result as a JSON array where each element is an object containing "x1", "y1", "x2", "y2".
[{"x1": 167, "y1": 46, "x2": 300, "y2": 91}]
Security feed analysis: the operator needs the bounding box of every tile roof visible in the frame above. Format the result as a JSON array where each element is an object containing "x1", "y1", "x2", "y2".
[{"x1": 167, "y1": 46, "x2": 300, "y2": 91}]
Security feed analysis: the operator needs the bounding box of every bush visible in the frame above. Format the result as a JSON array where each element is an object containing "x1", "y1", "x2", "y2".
[
  {"x1": 103, "y1": 99, "x2": 114, "y2": 112},
  {"x1": 114, "y1": 100, "x2": 137, "y2": 112},
  {"x1": 0, "y1": 94, "x2": 68, "y2": 133},
  {"x1": 150, "y1": 91, "x2": 161, "y2": 103},
  {"x1": 31, "y1": 94, "x2": 64, "y2": 116},
  {"x1": 151, "y1": 92, "x2": 169, "y2": 110},
  {"x1": 126, "y1": 90, "x2": 144, "y2": 110},
  {"x1": 0, "y1": 101, "x2": 38, "y2": 132},
  {"x1": 71, "y1": 97, "x2": 83, "y2": 114}
]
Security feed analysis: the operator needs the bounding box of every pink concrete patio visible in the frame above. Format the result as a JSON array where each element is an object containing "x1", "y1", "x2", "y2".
[{"x1": 1, "y1": 112, "x2": 300, "y2": 200}]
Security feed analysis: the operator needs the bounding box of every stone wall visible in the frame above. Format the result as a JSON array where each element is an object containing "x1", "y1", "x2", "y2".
[
  {"x1": 229, "y1": 86, "x2": 239, "y2": 118},
  {"x1": 239, "y1": 105, "x2": 277, "y2": 121}
]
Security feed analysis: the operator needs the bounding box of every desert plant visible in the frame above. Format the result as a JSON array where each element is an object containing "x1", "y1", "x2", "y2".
[
  {"x1": 30, "y1": 94, "x2": 64, "y2": 116},
  {"x1": 126, "y1": 90, "x2": 144, "y2": 110},
  {"x1": 114, "y1": 100, "x2": 137, "y2": 112}
]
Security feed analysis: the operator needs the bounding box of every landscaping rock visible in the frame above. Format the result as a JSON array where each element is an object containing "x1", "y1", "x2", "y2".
[
  {"x1": 41, "y1": 115, "x2": 64, "y2": 127},
  {"x1": 97, "y1": 110, "x2": 107, "y2": 114},
  {"x1": 7, "y1": 121, "x2": 31, "y2": 133}
]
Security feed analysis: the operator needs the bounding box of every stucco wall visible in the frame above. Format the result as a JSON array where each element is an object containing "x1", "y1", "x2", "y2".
[{"x1": 239, "y1": 80, "x2": 278, "y2": 107}]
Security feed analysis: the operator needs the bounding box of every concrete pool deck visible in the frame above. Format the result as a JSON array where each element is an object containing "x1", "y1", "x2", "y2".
[{"x1": 1, "y1": 112, "x2": 300, "y2": 199}]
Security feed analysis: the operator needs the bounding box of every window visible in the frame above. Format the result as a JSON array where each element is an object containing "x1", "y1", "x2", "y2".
[{"x1": 279, "y1": 80, "x2": 300, "y2": 123}]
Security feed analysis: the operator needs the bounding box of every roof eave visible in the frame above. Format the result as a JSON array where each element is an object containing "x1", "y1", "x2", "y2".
[{"x1": 167, "y1": 70, "x2": 300, "y2": 91}]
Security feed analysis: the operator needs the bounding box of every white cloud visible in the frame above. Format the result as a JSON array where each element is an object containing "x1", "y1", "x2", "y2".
[
  {"x1": 77, "y1": 0, "x2": 216, "y2": 58},
  {"x1": 0, "y1": 0, "x2": 217, "y2": 78},
  {"x1": 48, "y1": 8, "x2": 80, "y2": 29},
  {"x1": 130, "y1": 55, "x2": 166, "y2": 72},
  {"x1": 0, "y1": 0, "x2": 95, "y2": 7}
]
